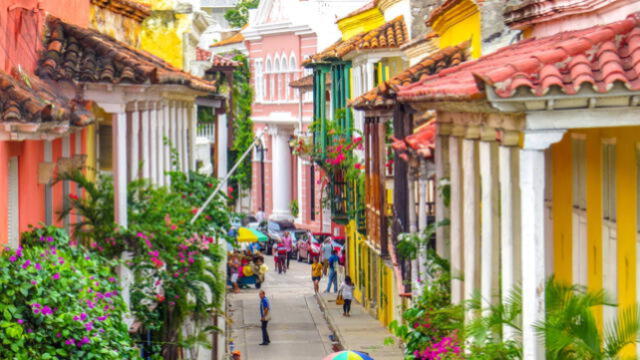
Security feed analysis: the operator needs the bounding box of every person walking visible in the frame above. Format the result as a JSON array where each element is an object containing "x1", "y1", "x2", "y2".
[
  {"x1": 324, "y1": 250, "x2": 339, "y2": 293},
  {"x1": 311, "y1": 257, "x2": 323, "y2": 294},
  {"x1": 259, "y1": 290, "x2": 271, "y2": 345},
  {"x1": 275, "y1": 240, "x2": 288, "y2": 274},
  {"x1": 339, "y1": 276, "x2": 355, "y2": 317},
  {"x1": 321, "y1": 237, "x2": 333, "y2": 276},
  {"x1": 282, "y1": 231, "x2": 293, "y2": 269}
]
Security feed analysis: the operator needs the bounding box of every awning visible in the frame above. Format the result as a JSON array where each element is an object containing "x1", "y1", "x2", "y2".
[{"x1": 237, "y1": 227, "x2": 268, "y2": 243}]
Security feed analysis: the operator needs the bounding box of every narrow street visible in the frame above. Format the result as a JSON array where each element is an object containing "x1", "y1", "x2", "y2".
[{"x1": 227, "y1": 256, "x2": 336, "y2": 360}]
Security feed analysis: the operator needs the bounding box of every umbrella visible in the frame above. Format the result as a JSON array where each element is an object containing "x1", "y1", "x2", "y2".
[
  {"x1": 323, "y1": 350, "x2": 374, "y2": 360},
  {"x1": 236, "y1": 227, "x2": 268, "y2": 243}
]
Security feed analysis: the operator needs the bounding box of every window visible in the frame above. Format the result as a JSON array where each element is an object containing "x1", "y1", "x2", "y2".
[
  {"x1": 281, "y1": 57, "x2": 288, "y2": 100},
  {"x1": 290, "y1": 54, "x2": 297, "y2": 100},
  {"x1": 8, "y1": 157, "x2": 19, "y2": 248},
  {"x1": 254, "y1": 59, "x2": 263, "y2": 101},
  {"x1": 602, "y1": 140, "x2": 617, "y2": 324},
  {"x1": 571, "y1": 136, "x2": 587, "y2": 286},
  {"x1": 274, "y1": 58, "x2": 280, "y2": 101},
  {"x1": 265, "y1": 58, "x2": 272, "y2": 101}
]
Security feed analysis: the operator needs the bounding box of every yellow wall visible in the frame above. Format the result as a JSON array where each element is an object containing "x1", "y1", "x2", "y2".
[
  {"x1": 551, "y1": 135, "x2": 573, "y2": 283},
  {"x1": 140, "y1": 0, "x2": 188, "y2": 69},
  {"x1": 552, "y1": 127, "x2": 640, "y2": 347},
  {"x1": 430, "y1": 0, "x2": 481, "y2": 58},
  {"x1": 337, "y1": 8, "x2": 386, "y2": 41}
]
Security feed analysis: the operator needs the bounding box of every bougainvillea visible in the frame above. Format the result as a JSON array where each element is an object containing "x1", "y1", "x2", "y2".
[{"x1": 0, "y1": 226, "x2": 139, "y2": 360}]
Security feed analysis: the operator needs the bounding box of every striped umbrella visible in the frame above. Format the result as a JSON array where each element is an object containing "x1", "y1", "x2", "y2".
[
  {"x1": 236, "y1": 227, "x2": 268, "y2": 243},
  {"x1": 323, "y1": 351, "x2": 374, "y2": 360}
]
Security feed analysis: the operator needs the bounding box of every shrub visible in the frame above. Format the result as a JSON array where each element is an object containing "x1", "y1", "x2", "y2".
[{"x1": 0, "y1": 226, "x2": 139, "y2": 360}]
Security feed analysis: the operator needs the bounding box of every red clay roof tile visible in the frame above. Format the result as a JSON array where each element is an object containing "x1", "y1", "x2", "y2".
[
  {"x1": 91, "y1": 0, "x2": 151, "y2": 22},
  {"x1": 397, "y1": 13, "x2": 640, "y2": 101},
  {"x1": 38, "y1": 16, "x2": 217, "y2": 93},
  {"x1": 196, "y1": 48, "x2": 240, "y2": 68},
  {"x1": 351, "y1": 42, "x2": 469, "y2": 109},
  {"x1": 304, "y1": 16, "x2": 408, "y2": 65},
  {"x1": 504, "y1": 0, "x2": 618, "y2": 29},
  {"x1": 393, "y1": 121, "x2": 437, "y2": 160},
  {"x1": 0, "y1": 70, "x2": 91, "y2": 128}
]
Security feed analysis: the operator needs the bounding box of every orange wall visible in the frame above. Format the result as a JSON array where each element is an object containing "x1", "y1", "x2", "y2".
[
  {"x1": 19, "y1": 141, "x2": 45, "y2": 233},
  {"x1": 0, "y1": 143, "x2": 7, "y2": 245}
]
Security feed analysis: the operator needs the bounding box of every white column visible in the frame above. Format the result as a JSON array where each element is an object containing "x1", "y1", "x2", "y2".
[
  {"x1": 162, "y1": 101, "x2": 173, "y2": 186},
  {"x1": 141, "y1": 102, "x2": 151, "y2": 180},
  {"x1": 190, "y1": 103, "x2": 198, "y2": 172},
  {"x1": 170, "y1": 101, "x2": 178, "y2": 171},
  {"x1": 520, "y1": 130, "x2": 565, "y2": 359},
  {"x1": 462, "y1": 136, "x2": 478, "y2": 321},
  {"x1": 479, "y1": 138, "x2": 497, "y2": 314},
  {"x1": 499, "y1": 138, "x2": 517, "y2": 340},
  {"x1": 217, "y1": 113, "x2": 228, "y2": 185},
  {"x1": 113, "y1": 111, "x2": 128, "y2": 227},
  {"x1": 176, "y1": 102, "x2": 184, "y2": 171},
  {"x1": 417, "y1": 161, "x2": 428, "y2": 292},
  {"x1": 129, "y1": 103, "x2": 139, "y2": 180},
  {"x1": 435, "y1": 130, "x2": 449, "y2": 259},
  {"x1": 449, "y1": 135, "x2": 463, "y2": 304},
  {"x1": 270, "y1": 127, "x2": 292, "y2": 220},
  {"x1": 149, "y1": 102, "x2": 158, "y2": 184},
  {"x1": 182, "y1": 103, "x2": 190, "y2": 173}
]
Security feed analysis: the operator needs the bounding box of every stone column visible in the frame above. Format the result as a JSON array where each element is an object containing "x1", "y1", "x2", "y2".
[
  {"x1": 165, "y1": 101, "x2": 173, "y2": 184},
  {"x1": 141, "y1": 102, "x2": 151, "y2": 180},
  {"x1": 113, "y1": 111, "x2": 128, "y2": 227},
  {"x1": 462, "y1": 126, "x2": 479, "y2": 321},
  {"x1": 449, "y1": 131, "x2": 463, "y2": 305},
  {"x1": 128, "y1": 102, "x2": 139, "y2": 180},
  {"x1": 520, "y1": 130, "x2": 565, "y2": 359},
  {"x1": 182, "y1": 103, "x2": 190, "y2": 173},
  {"x1": 479, "y1": 128, "x2": 500, "y2": 315},
  {"x1": 158, "y1": 101, "x2": 167, "y2": 186},
  {"x1": 270, "y1": 127, "x2": 292, "y2": 220},
  {"x1": 499, "y1": 131, "x2": 519, "y2": 340},
  {"x1": 408, "y1": 168, "x2": 418, "y2": 293}
]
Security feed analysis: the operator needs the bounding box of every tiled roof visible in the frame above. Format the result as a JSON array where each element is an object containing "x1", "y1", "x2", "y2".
[
  {"x1": 289, "y1": 74, "x2": 313, "y2": 88},
  {"x1": 336, "y1": 0, "x2": 378, "y2": 22},
  {"x1": 38, "y1": 17, "x2": 217, "y2": 93},
  {"x1": 90, "y1": 0, "x2": 151, "y2": 22},
  {"x1": 351, "y1": 42, "x2": 468, "y2": 109},
  {"x1": 504, "y1": 0, "x2": 616, "y2": 29},
  {"x1": 427, "y1": 0, "x2": 472, "y2": 26},
  {"x1": 398, "y1": 14, "x2": 640, "y2": 101},
  {"x1": 392, "y1": 120, "x2": 436, "y2": 160},
  {"x1": 211, "y1": 27, "x2": 246, "y2": 48},
  {"x1": 289, "y1": 73, "x2": 331, "y2": 88},
  {"x1": 0, "y1": 70, "x2": 91, "y2": 128},
  {"x1": 196, "y1": 48, "x2": 240, "y2": 67},
  {"x1": 304, "y1": 16, "x2": 407, "y2": 64}
]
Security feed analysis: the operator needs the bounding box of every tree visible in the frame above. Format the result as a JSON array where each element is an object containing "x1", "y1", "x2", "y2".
[{"x1": 224, "y1": 0, "x2": 260, "y2": 28}]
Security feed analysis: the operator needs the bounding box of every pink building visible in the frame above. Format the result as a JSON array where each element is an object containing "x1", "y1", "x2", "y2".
[{"x1": 243, "y1": 0, "x2": 368, "y2": 231}]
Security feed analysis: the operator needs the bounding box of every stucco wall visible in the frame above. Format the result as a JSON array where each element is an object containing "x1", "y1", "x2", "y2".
[{"x1": 90, "y1": 4, "x2": 143, "y2": 47}]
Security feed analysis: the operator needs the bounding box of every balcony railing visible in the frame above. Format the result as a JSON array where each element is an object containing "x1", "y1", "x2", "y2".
[{"x1": 197, "y1": 123, "x2": 215, "y2": 142}]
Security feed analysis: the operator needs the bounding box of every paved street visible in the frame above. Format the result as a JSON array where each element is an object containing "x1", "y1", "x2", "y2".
[{"x1": 227, "y1": 256, "x2": 337, "y2": 360}]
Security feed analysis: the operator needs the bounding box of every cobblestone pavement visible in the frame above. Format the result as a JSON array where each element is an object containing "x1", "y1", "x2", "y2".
[{"x1": 227, "y1": 255, "x2": 336, "y2": 360}]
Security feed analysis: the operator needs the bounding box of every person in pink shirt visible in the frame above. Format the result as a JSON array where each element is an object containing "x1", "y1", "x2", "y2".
[{"x1": 282, "y1": 231, "x2": 293, "y2": 269}]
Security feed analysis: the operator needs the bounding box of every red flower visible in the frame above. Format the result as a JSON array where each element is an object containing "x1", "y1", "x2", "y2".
[
  {"x1": 207, "y1": 183, "x2": 213, "y2": 188},
  {"x1": 354, "y1": 163, "x2": 363, "y2": 170},
  {"x1": 155, "y1": 294, "x2": 165, "y2": 303},
  {"x1": 151, "y1": 257, "x2": 164, "y2": 268},
  {"x1": 68, "y1": 194, "x2": 79, "y2": 200},
  {"x1": 191, "y1": 208, "x2": 198, "y2": 214}
]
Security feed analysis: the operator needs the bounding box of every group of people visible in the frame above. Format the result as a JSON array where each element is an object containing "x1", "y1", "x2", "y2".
[
  {"x1": 227, "y1": 251, "x2": 268, "y2": 293},
  {"x1": 310, "y1": 239, "x2": 354, "y2": 317}
]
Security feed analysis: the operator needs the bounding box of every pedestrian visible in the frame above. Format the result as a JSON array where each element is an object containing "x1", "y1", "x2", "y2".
[
  {"x1": 259, "y1": 290, "x2": 271, "y2": 346},
  {"x1": 324, "y1": 249, "x2": 339, "y2": 293},
  {"x1": 231, "y1": 350, "x2": 241, "y2": 360},
  {"x1": 311, "y1": 257, "x2": 322, "y2": 294},
  {"x1": 321, "y1": 237, "x2": 333, "y2": 276},
  {"x1": 339, "y1": 276, "x2": 355, "y2": 317},
  {"x1": 228, "y1": 255, "x2": 240, "y2": 293},
  {"x1": 275, "y1": 240, "x2": 288, "y2": 274},
  {"x1": 282, "y1": 231, "x2": 293, "y2": 269}
]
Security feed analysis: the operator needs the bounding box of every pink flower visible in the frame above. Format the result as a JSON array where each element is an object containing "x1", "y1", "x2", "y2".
[
  {"x1": 108, "y1": 277, "x2": 116, "y2": 282},
  {"x1": 35, "y1": 263, "x2": 42, "y2": 271},
  {"x1": 170, "y1": 225, "x2": 178, "y2": 231},
  {"x1": 9, "y1": 256, "x2": 16, "y2": 262},
  {"x1": 65, "y1": 339, "x2": 75, "y2": 346},
  {"x1": 22, "y1": 260, "x2": 31, "y2": 269},
  {"x1": 52, "y1": 273, "x2": 60, "y2": 280},
  {"x1": 31, "y1": 280, "x2": 37, "y2": 285},
  {"x1": 17, "y1": 319, "x2": 23, "y2": 324}
]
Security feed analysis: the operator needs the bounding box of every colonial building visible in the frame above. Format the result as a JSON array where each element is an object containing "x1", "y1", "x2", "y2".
[{"x1": 395, "y1": 0, "x2": 640, "y2": 357}]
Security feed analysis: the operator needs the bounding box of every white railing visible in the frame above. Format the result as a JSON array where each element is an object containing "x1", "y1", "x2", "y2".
[{"x1": 197, "y1": 123, "x2": 215, "y2": 142}]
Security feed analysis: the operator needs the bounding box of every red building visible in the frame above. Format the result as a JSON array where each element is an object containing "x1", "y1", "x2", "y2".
[{"x1": 0, "y1": 0, "x2": 93, "y2": 247}]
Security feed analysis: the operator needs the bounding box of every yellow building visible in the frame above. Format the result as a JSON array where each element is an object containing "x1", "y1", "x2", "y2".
[{"x1": 395, "y1": 1, "x2": 640, "y2": 357}]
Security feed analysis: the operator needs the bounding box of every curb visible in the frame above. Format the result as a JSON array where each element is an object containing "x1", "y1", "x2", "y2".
[{"x1": 315, "y1": 293, "x2": 346, "y2": 350}]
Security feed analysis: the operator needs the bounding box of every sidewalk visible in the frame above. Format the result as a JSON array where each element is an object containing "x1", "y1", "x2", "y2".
[{"x1": 316, "y1": 293, "x2": 404, "y2": 360}]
